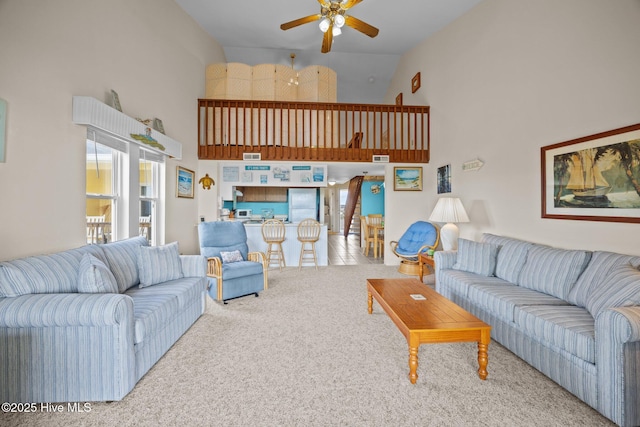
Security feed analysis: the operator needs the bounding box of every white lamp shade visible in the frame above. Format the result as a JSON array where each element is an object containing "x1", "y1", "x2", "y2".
[
  {"x1": 428, "y1": 197, "x2": 470, "y2": 223},
  {"x1": 429, "y1": 198, "x2": 469, "y2": 251},
  {"x1": 334, "y1": 14, "x2": 345, "y2": 28}
]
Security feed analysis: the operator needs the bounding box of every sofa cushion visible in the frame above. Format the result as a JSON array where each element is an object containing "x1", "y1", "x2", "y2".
[
  {"x1": 585, "y1": 264, "x2": 640, "y2": 318},
  {"x1": 101, "y1": 236, "x2": 149, "y2": 292},
  {"x1": 567, "y1": 251, "x2": 640, "y2": 308},
  {"x1": 452, "y1": 239, "x2": 499, "y2": 277},
  {"x1": 437, "y1": 269, "x2": 512, "y2": 299},
  {"x1": 481, "y1": 234, "x2": 533, "y2": 283},
  {"x1": 77, "y1": 253, "x2": 118, "y2": 294},
  {"x1": 138, "y1": 242, "x2": 184, "y2": 287},
  {"x1": 222, "y1": 261, "x2": 264, "y2": 280},
  {"x1": 467, "y1": 283, "x2": 570, "y2": 323},
  {"x1": 514, "y1": 305, "x2": 595, "y2": 364},
  {"x1": 518, "y1": 246, "x2": 591, "y2": 300},
  {"x1": 0, "y1": 244, "x2": 108, "y2": 298},
  {"x1": 126, "y1": 277, "x2": 205, "y2": 344}
]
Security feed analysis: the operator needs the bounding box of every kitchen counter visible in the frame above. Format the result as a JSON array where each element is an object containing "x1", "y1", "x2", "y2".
[{"x1": 243, "y1": 222, "x2": 328, "y2": 267}]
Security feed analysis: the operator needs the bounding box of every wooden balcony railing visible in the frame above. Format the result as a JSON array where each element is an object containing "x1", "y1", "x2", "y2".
[{"x1": 198, "y1": 99, "x2": 430, "y2": 163}]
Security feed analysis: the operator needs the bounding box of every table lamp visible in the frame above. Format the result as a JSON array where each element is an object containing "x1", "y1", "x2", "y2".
[{"x1": 428, "y1": 197, "x2": 469, "y2": 251}]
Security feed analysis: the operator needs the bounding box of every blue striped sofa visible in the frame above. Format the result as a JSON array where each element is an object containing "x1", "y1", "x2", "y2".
[
  {"x1": 0, "y1": 236, "x2": 208, "y2": 403},
  {"x1": 435, "y1": 234, "x2": 640, "y2": 427}
]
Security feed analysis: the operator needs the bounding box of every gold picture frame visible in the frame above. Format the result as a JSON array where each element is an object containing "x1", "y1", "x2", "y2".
[
  {"x1": 394, "y1": 166, "x2": 423, "y2": 191},
  {"x1": 411, "y1": 72, "x2": 421, "y2": 93},
  {"x1": 176, "y1": 166, "x2": 195, "y2": 198}
]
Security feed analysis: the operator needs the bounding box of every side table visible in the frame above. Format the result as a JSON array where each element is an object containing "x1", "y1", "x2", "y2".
[{"x1": 418, "y1": 253, "x2": 435, "y2": 283}]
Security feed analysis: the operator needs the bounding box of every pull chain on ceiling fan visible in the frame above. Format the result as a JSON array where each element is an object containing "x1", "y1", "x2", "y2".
[{"x1": 280, "y1": 0, "x2": 379, "y2": 54}]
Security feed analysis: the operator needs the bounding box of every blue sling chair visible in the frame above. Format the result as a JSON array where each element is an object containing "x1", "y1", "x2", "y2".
[
  {"x1": 390, "y1": 221, "x2": 439, "y2": 276},
  {"x1": 198, "y1": 221, "x2": 267, "y2": 303}
]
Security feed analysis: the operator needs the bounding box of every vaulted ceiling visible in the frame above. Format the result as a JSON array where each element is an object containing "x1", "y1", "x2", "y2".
[{"x1": 176, "y1": 0, "x2": 482, "y2": 104}]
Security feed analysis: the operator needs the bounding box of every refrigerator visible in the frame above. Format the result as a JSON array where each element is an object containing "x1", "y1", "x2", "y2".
[{"x1": 288, "y1": 188, "x2": 318, "y2": 224}]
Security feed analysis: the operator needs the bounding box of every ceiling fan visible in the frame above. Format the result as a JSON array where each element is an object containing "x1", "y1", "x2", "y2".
[{"x1": 280, "y1": 0, "x2": 379, "y2": 54}]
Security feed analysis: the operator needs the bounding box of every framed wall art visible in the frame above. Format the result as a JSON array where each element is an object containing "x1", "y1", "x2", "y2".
[
  {"x1": 396, "y1": 93, "x2": 403, "y2": 106},
  {"x1": 111, "y1": 90, "x2": 122, "y2": 112},
  {"x1": 394, "y1": 166, "x2": 422, "y2": 191},
  {"x1": 541, "y1": 122, "x2": 640, "y2": 223},
  {"x1": 411, "y1": 72, "x2": 421, "y2": 93},
  {"x1": 437, "y1": 164, "x2": 451, "y2": 194},
  {"x1": 176, "y1": 166, "x2": 195, "y2": 198}
]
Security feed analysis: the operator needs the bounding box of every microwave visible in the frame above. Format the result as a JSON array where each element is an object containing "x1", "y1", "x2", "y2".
[{"x1": 236, "y1": 209, "x2": 252, "y2": 219}]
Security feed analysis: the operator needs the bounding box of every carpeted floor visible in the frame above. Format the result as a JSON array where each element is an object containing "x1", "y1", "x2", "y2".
[{"x1": 2, "y1": 265, "x2": 613, "y2": 426}]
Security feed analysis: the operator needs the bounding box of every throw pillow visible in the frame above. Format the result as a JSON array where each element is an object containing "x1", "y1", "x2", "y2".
[
  {"x1": 138, "y1": 241, "x2": 184, "y2": 287},
  {"x1": 585, "y1": 264, "x2": 640, "y2": 318},
  {"x1": 77, "y1": 253, "x2": 119, "y2": 294},
  {"x1": 452, "y1": 239, "x2": 499, "y2": 277},
  {"x1": 220, "y1": 250, "x2": 244, "y2": 263}
]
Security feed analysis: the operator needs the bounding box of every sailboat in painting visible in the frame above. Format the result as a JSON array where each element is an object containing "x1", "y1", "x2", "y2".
[{"x1": 565, "y1": 148, "x2": 611, "y2": 198}]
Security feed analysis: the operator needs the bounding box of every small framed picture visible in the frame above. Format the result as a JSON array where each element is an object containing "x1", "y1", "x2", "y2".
[
  {"x1": 411, "y1": 72, "x2": 421, "y2": 93},
  {"x1": 153, "y1": 118, "x2": 165, "y2": 134},
  {"x1": 394, "y1": 166, "x2": 422, "y2": 191},
  {"x1": 396, "y1": 93, "x2": 403, "y2": 106},
  {"x1": 111, "y1": 90, "x2": 122, "y2": 112},
  {"x1": 176, "y1": 166, "x2": 195, "y2": 198}
]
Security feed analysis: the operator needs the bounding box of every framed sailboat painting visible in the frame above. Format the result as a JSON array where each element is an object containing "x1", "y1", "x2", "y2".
[{"x1": 541, "y1": 122, "x2": 640, "y2": 223}]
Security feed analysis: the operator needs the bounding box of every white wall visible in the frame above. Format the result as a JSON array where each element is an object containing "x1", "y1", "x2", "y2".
[
  {"x1": 385, "y1": 0, "x2": 640, "y2": 256},
  {"x1": 0, "y1": 0, "x2": 226, "y2": 259}
]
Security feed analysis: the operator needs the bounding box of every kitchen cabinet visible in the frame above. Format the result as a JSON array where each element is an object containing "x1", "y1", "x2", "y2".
[{"x1": 237, "y1": 187, "x2": 287, "y2": 202}]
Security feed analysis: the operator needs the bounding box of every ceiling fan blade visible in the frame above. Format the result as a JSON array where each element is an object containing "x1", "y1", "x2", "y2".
[
  {"x1": 321, "y1": 25, "x2": 333, "y2": 53},
  {"x1": 341, "y1": 0, "x2": 363, "y2": 9},
  {"x1": 280, "y1": 14, "x2": 322, "y2": 31},
  {"x1": 344, "y1": 15, "x2": 379, "y2": 38}
]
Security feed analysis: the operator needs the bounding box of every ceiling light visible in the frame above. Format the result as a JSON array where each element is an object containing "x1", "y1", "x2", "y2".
[
  {"x1": 334, "y1": 14, "x2": 345, "y2": 28},
  {"x1": 332, "y1": 26, "x2": 342, "y2": 37},
  {"x1": 319, "y1": 18, "x2": 330, "y2": 33},
  {"x1": 328, "y1": 180, "x2": 336, "y2": 186}
]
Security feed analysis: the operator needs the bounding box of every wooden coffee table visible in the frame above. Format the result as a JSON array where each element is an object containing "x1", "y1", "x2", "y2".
[{"x1": 367, "y1": 278, "x2": 491, "y2": 384}]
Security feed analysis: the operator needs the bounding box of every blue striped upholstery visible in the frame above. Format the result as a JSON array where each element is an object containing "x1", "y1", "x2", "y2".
[
  {"x1": 452, "y1": 238, "x2": 499, "y2": 276},
  {"x1": 466, "y1": 283, "x2": 569, "y2": 322},
  {"x1": 437, "y1": 269, "x2": 510, "y2": 299},
  {"x1": 567, "y1": 251, "x2": 640, "y2": 308},
  {"x1": 481, "y1": 233, "x2": 532, "y2": 283},
  {"x1": 179, "y1": 255, "x2": 207, "y2": 278},
  {"x1": 101, "y1": 236, "x2": 149, "y2": 292},
  {"x1": 585, "y1": 264, "x2": 640, "y2": 318},
  {"x1": 78, "y1": 253, "x2": 119, "y2": 294},
  {"x1": 137, "y1": 242, "x2": 184, "y2": 287},
  {"x1": 125, "y1": 278, "x2": 205, "y2": 344},
  {"x1": 0, "y1": 239, "x2": 208, "y2": 404},
  {"x1": 435, "y1": 237, "x2": 640, "y2": 427},
  {"x1": 515, "y1": 305, "x2": 595, "y2": 363},
  {"x1": 596, "y1": 307, "x2": 640, "y2": 426},
  {"x1": 518, "y1": 245, "x2": 591, "y2": 300},
  {"x1": 0, "y1": 244, "x2": 106, "y2": 297}
]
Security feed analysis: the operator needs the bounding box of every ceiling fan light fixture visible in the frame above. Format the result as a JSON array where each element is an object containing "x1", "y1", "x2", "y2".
[
  {"x1": 332, "y1": 26, "x2": 342, "y2": 37},
  {"x1": 334, "y1": 14, "x2": 345, "y2": 28},
  {"x1": 319, "y1": 18, "x2": 331, "y2": 33}
]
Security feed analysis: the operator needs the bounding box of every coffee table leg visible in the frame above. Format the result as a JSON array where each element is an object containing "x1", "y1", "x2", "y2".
[
  {"x1": 367, "y1": 291, "x2": 373, "y2": 314},
  {"x1": 409, "y1": 345, "x2": 419, "y2": 384},
  {"x1": 477, "y1": 333, "x2": 490, "y2": 380}
]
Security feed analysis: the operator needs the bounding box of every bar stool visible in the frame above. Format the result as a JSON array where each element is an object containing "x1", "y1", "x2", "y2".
[
  {"x1": 261, "y1": 219, "x2": 286, "y2": 270},
  {"x1": 297, "y1": 218, "x2": 321, "y2": 270}
]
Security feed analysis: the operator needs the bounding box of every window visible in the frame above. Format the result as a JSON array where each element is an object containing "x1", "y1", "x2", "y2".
[
  {"x1": 85, "y1": 130, "x2": 165, "y2": 246},
  {"x1": 139, "y1": 150, "x2": 161, "y2": 246},
  {"x1": 86, "y1": 139, "x2": 120, "y2": 244}
]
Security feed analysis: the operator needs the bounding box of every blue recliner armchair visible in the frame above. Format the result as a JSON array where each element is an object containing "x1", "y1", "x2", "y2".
[
  {"x1": 390, "y1": 221, "x2": 439, "y2": 276},
  {"x1": 198, "y1": 221, "x2": 267, "y2": 303}
]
